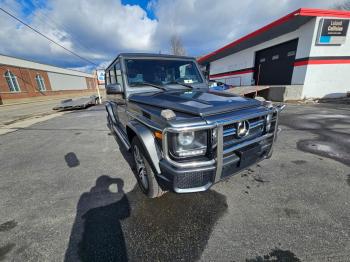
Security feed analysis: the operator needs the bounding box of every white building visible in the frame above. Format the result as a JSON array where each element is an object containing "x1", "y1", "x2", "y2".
[{"x1": 198, "y1": 8, "x2": 350, "y2": 100}]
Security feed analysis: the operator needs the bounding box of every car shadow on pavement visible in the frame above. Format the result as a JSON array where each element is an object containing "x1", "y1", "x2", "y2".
[{"x1": 64, "y1": 127, "x2": 228, "y2": 262}]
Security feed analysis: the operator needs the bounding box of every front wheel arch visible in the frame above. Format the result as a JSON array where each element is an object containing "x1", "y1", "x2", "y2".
[
  {"x1": 126, "y1": 126, "x2": 137, "y2": 147},
  {"x1": 126, "y1": 122, "x2": 161, "y2": 175}
]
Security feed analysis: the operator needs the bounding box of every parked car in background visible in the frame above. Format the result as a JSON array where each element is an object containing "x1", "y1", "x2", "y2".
[{"x1": 209, "y1": 80, "x2": 231, "y2": 91}]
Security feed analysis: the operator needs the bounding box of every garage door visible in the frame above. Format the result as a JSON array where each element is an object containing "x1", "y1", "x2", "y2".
[{"x1": 254, "y1": 39, "x2": 298, "y2": 85}]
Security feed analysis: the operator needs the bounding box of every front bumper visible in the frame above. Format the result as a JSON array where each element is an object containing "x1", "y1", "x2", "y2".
[
  {"x1": 158, "y1": 135, "x2": 273, "y2": 193},
  {"x1": 157, "y1": 105, "x2": 283, "y2": 193}
]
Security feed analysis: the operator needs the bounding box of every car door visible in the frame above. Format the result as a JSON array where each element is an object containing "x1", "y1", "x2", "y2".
[{"x1": 107, "y1": 61, "x2": 128, "y2": 134}]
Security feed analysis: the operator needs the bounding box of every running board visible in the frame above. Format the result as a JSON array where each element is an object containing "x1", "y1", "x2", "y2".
[{"x1": 112, "y1": 124, "x2": 131, "y2": 150}]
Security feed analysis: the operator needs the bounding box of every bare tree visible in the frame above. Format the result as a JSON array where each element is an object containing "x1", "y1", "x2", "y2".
[
  {"x1": 170, "y1": 34, "x2": 186, "y2": 56},
  {"x1": 333, "y1": 0, "x2": 350, "y2": 10}
]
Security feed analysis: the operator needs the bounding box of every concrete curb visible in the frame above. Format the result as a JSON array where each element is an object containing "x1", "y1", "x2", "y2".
[
  {"x1": 0, "y1": 97, "x2": 72, "y2": 107},
  {"x1": 0, "y1": 112, "x2": 65, "y2": 135},
  {"x1": 0, "y1": 93, "x2": 104, "y2": 107}
]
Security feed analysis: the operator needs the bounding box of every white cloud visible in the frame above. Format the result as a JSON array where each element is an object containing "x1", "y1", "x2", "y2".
[
  {"x1": 0, "y1": 0, "x2": 157, "y2": 71},
  {"x1": 151, "y1": 0, "x2": 345, "y2": 56},
  {"x1": 0, "y1": 0, "x2": 345, "y2": 72}
]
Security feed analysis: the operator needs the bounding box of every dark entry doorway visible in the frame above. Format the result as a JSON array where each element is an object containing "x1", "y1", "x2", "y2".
[{"x1": 254, "y1": 39, "x2": 298, "y2": 85}]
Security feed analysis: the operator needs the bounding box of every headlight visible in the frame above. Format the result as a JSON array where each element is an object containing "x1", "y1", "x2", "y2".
[
  {"x1": 169, "y1": 130, "x2": 207, "y2": 158},
  {"x1": 178, "y1": 131, "x2": 195, "y2": 146}
]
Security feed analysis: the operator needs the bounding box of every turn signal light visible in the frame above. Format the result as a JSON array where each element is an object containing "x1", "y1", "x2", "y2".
[{"x1": 154, "y1": 131, "x2": 163, "y2": 140}]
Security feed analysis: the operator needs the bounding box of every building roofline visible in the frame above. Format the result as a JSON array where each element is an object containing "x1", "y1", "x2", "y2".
[
  {"x1": 198, "y1": 8, "x2": 350, "y2": 64},
  {"x1": 0, "y1": 53, "x2": 94, "y2": 77}
]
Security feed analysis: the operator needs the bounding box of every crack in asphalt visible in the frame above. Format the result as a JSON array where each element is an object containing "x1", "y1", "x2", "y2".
[
  {"x1": 0, "y1": 220, "x2": 17, "y2": 232},
  {"x1": 280, "y1": 108, "x2": 350, "y2": 166},
  {"x1": 246, "y1": 248, "x2": 301, "y2": 262}
]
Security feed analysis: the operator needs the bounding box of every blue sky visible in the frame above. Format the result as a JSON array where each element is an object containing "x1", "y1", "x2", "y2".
[
  {"x1": 0, "y1": 0, "x2": 342, "y2": 72},
  {"x1": 121, "y1": 0, "x2": 156, "y2": 19}
]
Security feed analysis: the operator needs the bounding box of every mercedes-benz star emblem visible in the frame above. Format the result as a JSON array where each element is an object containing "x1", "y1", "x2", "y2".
[{"x1": 235, "y1": 121, "x2": 250, "y2": 138}]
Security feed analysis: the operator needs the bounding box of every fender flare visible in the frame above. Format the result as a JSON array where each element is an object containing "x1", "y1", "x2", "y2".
[{"x1": 127, "y1": 120, "x2": 161, "y2": 174}]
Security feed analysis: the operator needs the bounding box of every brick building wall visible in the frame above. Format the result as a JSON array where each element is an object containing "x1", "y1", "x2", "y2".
[{"x1": 0, "y1": 65, "x2": 96, "y2": 103}]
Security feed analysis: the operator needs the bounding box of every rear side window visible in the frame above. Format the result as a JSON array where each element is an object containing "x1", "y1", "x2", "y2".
[
  {"x1": 105, "y1": 71, "x2": 110, "y2": 85},
  {"x1": 110, "y1": 68, "x2": 116, "y2": 84},
  {"x1": 115, "y1": 62, "x2": 123, "y2": 85}
]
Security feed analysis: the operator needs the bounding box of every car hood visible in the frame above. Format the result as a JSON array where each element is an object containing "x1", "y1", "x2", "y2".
[{"x1": 129, "y1": 89, "x2": 262, "y2": 117}]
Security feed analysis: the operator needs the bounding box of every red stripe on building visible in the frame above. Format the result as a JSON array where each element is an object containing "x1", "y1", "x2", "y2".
[
  {"x1": 294, "y1": 59, "x2": 350, "y2": 66},
  {"x1": 298, "y1": 8, "x2": 350, "y2": 18},
  {"x1": 210, "y1": 69, "x2": 254, "y2": 79}
]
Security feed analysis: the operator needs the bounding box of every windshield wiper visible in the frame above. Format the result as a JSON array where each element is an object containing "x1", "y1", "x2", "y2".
[
  {"x1": 168, "y1": 81, "x2": 194, "y2": 89},
  {"x1": 131, "y1": 82, "x2": 167, "y2": 91}
]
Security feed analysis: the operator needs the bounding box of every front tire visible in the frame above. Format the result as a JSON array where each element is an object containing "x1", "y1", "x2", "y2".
[{"x1": 131, "y1": 137, "x2": 165, "y2": 198}]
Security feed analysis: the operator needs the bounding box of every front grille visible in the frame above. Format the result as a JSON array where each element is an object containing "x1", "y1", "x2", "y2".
[
  {"x1": 175, "y1": 170, "x2": 214, "y2": 189},
  {"x1": 222, "y1": 116, "x2": 265, "y2": 152}
]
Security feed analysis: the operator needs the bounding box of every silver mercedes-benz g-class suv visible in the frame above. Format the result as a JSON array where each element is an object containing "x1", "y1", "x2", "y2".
[{"x1": 105, "y1": 53, "x2": 284, "y2": 198}]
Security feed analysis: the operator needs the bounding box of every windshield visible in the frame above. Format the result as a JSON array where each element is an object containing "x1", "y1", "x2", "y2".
[{"x1": 125, "y1": 59, "x2": 203, "y2": 87}]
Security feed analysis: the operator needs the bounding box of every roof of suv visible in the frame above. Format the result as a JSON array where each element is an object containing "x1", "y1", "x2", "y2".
[
  {"x1": 106, "y1": 53, "x2": 196, "y2": 70},
  {"x1": 119, "y1": 53, "x2": 194, "y2": 59}
]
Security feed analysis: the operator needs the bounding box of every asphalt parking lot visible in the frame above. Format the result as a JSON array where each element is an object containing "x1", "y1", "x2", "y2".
[
  {"x1": 0, "y1": 100, "x2": 65, "y2": 126},
  {"x1": 0, "y1": 103, "x2": 349, "y2": 262}
]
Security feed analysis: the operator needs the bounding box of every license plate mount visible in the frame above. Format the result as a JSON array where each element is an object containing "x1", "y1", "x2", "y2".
[{"x1": 237, "y1": 144, "x2": 261, "y2": 168}]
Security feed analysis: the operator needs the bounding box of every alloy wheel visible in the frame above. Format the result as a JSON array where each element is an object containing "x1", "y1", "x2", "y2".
[{"x1": 133, "y1": 144, "x2": 149, "y2": 190}]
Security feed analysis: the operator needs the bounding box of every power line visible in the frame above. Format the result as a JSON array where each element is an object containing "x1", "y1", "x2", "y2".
[
  {"x1": 27, "y1": 0, "x2": 99, "y2": 56},
  {"x1": 0, "y1": 6, "x2": 99, "y2": 67}
]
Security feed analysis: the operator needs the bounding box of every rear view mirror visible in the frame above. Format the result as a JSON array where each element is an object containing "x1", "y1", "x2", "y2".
[{"x1": 106, "y1": 83, "x2": 123, "y2": 94}]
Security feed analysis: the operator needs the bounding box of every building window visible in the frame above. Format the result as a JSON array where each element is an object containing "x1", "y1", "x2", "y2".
[
  {"x1": 4, "y1": 70, "x2": 21, "y2": 92},
  {"x1": 35, "y1": 75, "x2": 46, "y2": 91},
  {"x1": 272, "y1": 54, "x2": 279, "y2": 60}
]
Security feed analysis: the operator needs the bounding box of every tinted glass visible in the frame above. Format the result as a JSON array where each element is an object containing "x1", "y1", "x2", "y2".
[
  {"x1": 105, "y1": 71, "x2": 110, "y2": 85},
  {"x1": 109, "y1": 68, "x2": 116, "y2": 84},
  {"x1": 115, "y1": 62, "x2": 123, "y2": 85},
  {"x1": 125, "y1": 59, "x2": 203, "y2": 86}
]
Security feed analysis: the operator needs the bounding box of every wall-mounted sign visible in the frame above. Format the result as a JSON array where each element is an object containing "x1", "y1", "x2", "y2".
[
  {"x1": 317, "y1": 18, "x2": 349, "y2": 45},
  {"x1": 96, "y1": 70, "x2": 105, "y2": 84}
]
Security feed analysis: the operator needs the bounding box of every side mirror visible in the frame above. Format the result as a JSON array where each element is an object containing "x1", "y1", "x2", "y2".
[{"x1": 106, "y1": 83, "x2": 123, "y2": 95}]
